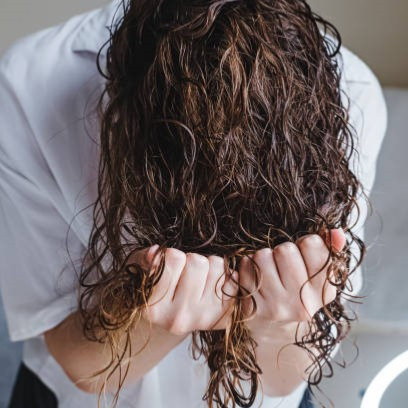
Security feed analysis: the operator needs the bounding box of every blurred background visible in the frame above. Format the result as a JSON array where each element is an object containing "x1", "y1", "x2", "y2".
[{"x1": 0, "y1": 1, "x2": 407, "y2": 407}]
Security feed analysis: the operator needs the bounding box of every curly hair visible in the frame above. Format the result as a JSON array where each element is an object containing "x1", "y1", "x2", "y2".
[{"x1": 74, "y1": 0, "x2": 368, "y2": 406}]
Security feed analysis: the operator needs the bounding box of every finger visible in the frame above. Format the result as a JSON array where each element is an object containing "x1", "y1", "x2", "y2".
[
  {"x1": 125, "y1": 244, "x2": 162, "y2": 297},
  {"x1": 172, "y1": 253, "x2": 209, "y2": 305},
  {"x1": 296, "y1": 235, "x2": 337, "y2": 309},
  {"x1": 201, "y1": 255, "x2": 227, "y2": 302},
  {"x1": 127, "y1": 244, "x2": 160, "y2": 272},
  {"x1": 272, "y1": 242, "x2": 308, "y2": 291},
  {"x1": 221, "y1": 270, "x2": 239, "y2": 303},
  {"x1": 148, "y1": 248, "x2": 186, "y2": 306},
  {"x1": 323, "y1": 228, "x2": 347, "y2": 252},
  {"x1": 238, "y1": 254, "x2": 264, "y2": 318},
  {"x1": 238, "y1": 254, "x2": 261, "y2": 296},
  {"x1": 210, "y1": 271, "x2": 239, "y2": 330},
  {"x1": 296, "y1": 234, "x2": 331, "y2": 282},
  {"x1": 250, "y1": 248, "x2": 285, "y2": 296}
]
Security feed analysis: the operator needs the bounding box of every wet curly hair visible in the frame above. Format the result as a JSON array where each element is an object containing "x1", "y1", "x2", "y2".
[{"x1": 74, "y1": 0, "x2": 367, "y2": 406}]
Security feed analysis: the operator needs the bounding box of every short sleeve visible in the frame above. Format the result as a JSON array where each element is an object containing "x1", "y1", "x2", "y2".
[
  {"x1": 339, "y1": 48, "x2": 388, "y2": 299},
  {"x1": 0, "y1": 70, "x2": 81, "y2": 342}
]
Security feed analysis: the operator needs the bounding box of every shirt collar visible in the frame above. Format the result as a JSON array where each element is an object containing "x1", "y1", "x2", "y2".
[{"x1": 71, "y1": 0, "x2": 124, "y2": 56}]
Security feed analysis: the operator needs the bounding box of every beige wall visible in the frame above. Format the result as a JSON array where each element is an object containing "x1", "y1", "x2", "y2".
[
  {"x1": 1, "y1": 0, "x2": 407, "y2": 87},
  {"x1": 0, "y1": 1, "x2": 105, "y2": 54},
  {"x1": 309, "y1": 0, "x2": 408, "y2": 87}
]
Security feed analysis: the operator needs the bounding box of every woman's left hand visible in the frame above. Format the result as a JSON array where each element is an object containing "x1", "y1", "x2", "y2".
[{"x1": 238, "y1": 228, "x2": 347, "y2": 338}]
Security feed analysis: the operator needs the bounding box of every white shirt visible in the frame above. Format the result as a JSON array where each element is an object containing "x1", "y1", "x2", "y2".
[{"x1": 0, "y1": 1, "x2": 387, "y2": 407}]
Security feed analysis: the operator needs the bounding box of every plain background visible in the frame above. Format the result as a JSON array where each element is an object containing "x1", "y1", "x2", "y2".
[{"x1": 0, "y1": 0, "x2": 407, "y2": 87}]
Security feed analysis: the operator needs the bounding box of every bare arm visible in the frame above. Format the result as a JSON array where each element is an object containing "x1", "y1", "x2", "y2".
[
  {"x1": 239, "y1": 229, "x2": 346, "y2": 397},
  {"x1": 44, "y1": 245, "x2": 238, "y2": 394},
  {"x1": 252, "y1": 321, "x2": 316, "y2": 397},
  {"x1": 44, "y1": 310, "x2": 187, "y2": 394}
]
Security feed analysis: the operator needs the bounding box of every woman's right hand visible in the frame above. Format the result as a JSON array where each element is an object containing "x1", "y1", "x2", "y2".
[{"x1": 128, "y1": 245, "x2": 239, "y2": 336}]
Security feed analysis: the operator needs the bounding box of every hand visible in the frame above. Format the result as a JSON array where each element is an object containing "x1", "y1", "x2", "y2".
[
  {"x1": 238, "y1": 229, "x2": 347, "y2": 338},
  {"x1": 128, "y1": 246, "x2": 239, "y2": 336}
]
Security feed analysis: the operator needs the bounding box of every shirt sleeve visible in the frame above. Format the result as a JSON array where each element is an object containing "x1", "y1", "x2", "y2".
[
  {"x1": 339, "y1": 49, "x2": 388, "y2": 301},
  {"x1": 0, "y1": 69, "x2": 82, "y2": 342}
]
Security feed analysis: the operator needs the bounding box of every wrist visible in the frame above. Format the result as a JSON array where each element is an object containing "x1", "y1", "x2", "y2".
[
  {"x1": 137, "y1": 314, "x2": 190, "y2": 343},
  {"x1": 248, "y1": 319, "x2": 309, "y2": 345}
]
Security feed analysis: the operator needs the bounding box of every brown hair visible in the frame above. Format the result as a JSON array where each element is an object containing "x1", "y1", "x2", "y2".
[{"x1": 74, "y1": 0, "x2": 367, "y2": 406}]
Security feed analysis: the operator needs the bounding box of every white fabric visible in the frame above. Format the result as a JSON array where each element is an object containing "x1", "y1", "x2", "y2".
[{"x1": 0, "y1": 0, "x2": 387, "y2": 407}]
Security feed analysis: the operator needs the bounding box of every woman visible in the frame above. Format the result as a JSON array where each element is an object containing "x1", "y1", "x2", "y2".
[{"x1": 0, "y1": 0, "x2": 387, "y2": 407}]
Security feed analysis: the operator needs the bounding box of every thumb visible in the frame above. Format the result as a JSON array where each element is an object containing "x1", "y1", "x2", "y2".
[
  {"x1": 323, "y1": 228, "x2": 346, "y2": 252},
  {"x1": 128, "y1": 244, "x2": 160, "y2": 271}
]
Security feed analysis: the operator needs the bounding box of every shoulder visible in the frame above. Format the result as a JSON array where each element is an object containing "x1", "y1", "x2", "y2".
[
  {"x1": 335, "y1": 44, "x2": 388, "y2": 186},
  {"x1": 0, "y1": 8, "x2": 105, "y2": 211},
  {"x1": 338, "y1": 44, "x2": 381, "y2": 86},
  {"x1": 0, "y1": 7, "x2": 105, "y2": 133},
  {"x1": 337, "y1": 44, "x2": 388, "y2": 135},
  {"x1": 0, "y1": 8, "x2": 95, "y2": 86},
  {"x1": 330, "y1": 45, "x2": 388, "y2": 299},
  {"x1": 0, "y1": 6, "x2": 106, "y2": 149}
]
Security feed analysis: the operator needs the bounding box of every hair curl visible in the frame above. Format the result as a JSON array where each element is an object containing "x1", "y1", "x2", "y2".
[{"x1": 74, "y1": 0, "x2": 368, "y2": 406}]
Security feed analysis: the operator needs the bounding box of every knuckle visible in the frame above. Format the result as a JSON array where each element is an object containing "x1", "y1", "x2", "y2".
[
  {"x1": 166, "y1": 248, "x2": 187, "y2": 267},
  {"x1": 298, "y1": 234, "x2": 324, "y2": 249},
  {"x1": 186, "y1": 252, "x2": 209, "y2": 268},
  {"x1": 254, "y1": 247, "x2": 273, "y2": 260},
  {"x1": 271, "y1": 305, "x2": 291, "y2": 322},
  {"x1": 274, "y1": 242, "x2": 298, "y2": 254},
  {"x1": 261, "y1": 305, "x2": 277, "y2": 320},
  {"x1": 207, "y1": 255, "x2": 225, "y2": 270}
]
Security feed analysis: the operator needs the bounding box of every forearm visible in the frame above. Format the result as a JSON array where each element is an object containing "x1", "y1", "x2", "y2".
[
  {"x1": 251, "y1": 321, "x2": 316, "y2": 397},
  {"x1": 44, "y1": 310, "x2": 187, "y2": 394}
]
